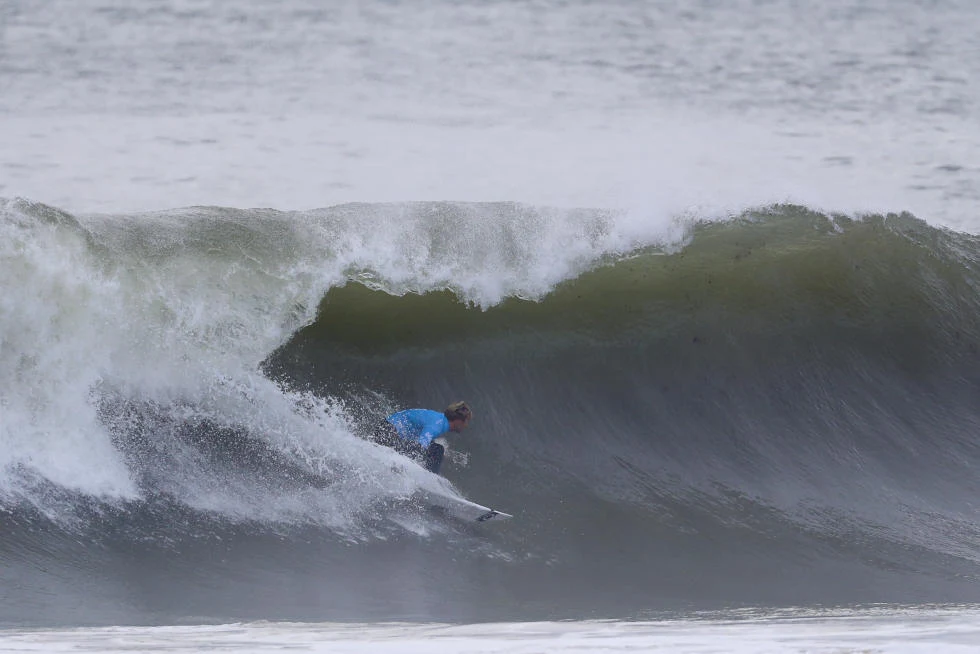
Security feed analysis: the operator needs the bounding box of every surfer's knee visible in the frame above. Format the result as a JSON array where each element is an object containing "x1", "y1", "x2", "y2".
[{"x1": 424, "y1": 442, "x2": 445, "y2": 474}]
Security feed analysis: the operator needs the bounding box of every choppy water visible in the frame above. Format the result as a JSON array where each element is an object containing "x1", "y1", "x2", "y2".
[
  {"x1": 1, "y1": 0, "x2": 979, "y2": 638},
  {"x1": 2, "y1": 0, "x2": 980, "y2": 228}
]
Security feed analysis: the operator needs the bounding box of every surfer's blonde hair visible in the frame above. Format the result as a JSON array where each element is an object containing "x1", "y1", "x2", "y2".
[{"x1": 445, "y1": 401, "x2": 472, "y2": 423}]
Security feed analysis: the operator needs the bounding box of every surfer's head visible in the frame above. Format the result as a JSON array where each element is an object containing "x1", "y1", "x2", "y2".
[{"x1": 445, "y1": 401, "x2": 472, "y2": 432}]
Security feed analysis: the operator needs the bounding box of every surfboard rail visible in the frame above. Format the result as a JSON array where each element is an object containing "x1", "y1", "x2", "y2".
[{"x1": 419, "y1": 479, "x2": 512, "y2": 522}]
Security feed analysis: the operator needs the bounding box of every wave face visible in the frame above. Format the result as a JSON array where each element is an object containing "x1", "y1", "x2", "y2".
[{"x1": 2, "y1": 198, "x2": 979, "y2": 627}]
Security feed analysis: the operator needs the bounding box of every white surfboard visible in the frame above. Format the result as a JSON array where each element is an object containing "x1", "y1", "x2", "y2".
[
  {"x1": 420, "y1": 486, "x2": 513, "y2": 522},
  {"x1": 419, "y1": 450, "x2": 512, "y2": 522}
]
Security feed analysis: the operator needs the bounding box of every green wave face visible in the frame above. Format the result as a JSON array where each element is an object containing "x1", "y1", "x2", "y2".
[{"x1": 270, "y1": 206, "x2": 980, "y2": 556}]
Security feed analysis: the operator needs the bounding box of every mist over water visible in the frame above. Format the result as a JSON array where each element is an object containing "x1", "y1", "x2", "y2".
[{"x1": 2, "y1": 0, "x2": 980, "y2": 633}]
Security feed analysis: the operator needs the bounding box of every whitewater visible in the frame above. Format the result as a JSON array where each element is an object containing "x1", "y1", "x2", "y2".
[
  {"x1": 4, "y1": 608, "x2": 980, "y2": 653},
  {"x1": 2, "y1": 1, "x2": 980, "y2": 652}
]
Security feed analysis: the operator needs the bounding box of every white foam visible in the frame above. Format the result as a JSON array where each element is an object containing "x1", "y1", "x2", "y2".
[
  {"x1": 2, "y1": 607, "x2": 979, "y2": 653},
  {"x1": 0, "y1": 202, "x2": 136, "y2": 499},
  {"x1": 0, "y1": 199, "x2": 463, "y2": 520}
]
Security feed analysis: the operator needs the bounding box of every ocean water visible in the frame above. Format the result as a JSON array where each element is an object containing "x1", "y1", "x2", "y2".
[{"x1": 2, "y1": 0, "x2": 980, "y2": 651}]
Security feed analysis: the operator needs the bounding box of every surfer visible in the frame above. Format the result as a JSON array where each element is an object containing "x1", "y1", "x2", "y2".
[{"x1": 375, "y1": 401, "x2": 472, "y2": 474}]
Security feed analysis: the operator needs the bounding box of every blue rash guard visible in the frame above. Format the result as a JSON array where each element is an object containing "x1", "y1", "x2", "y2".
[{"x1": 386, "y1": 409, "x2": 450, "y2": 448}]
